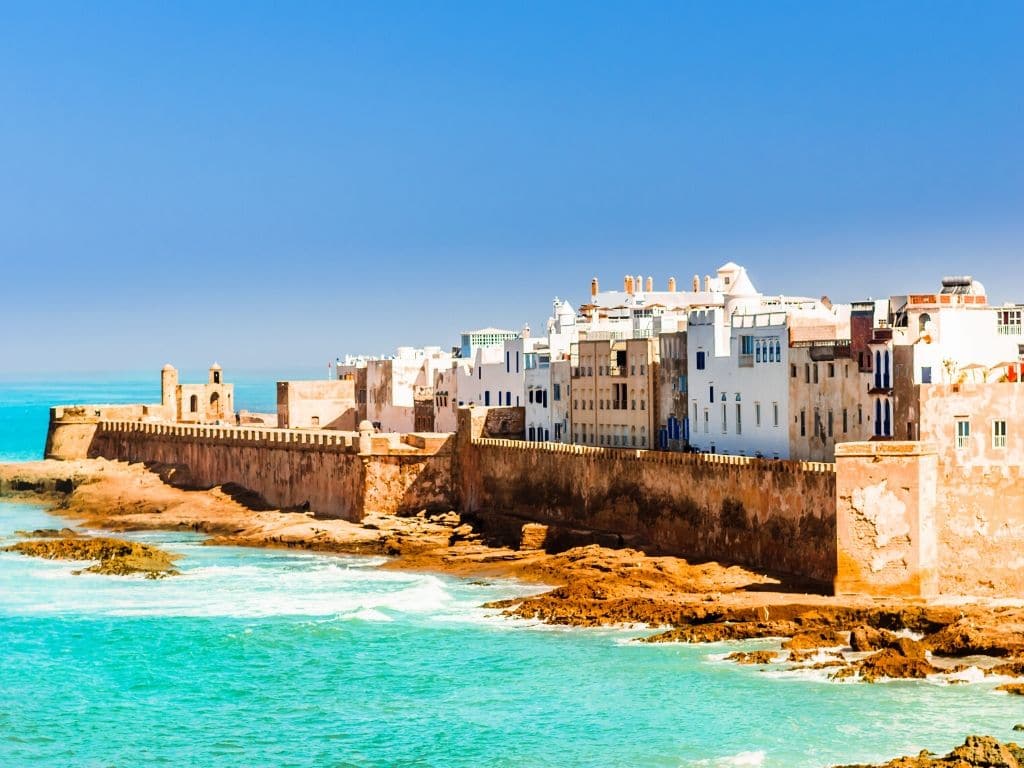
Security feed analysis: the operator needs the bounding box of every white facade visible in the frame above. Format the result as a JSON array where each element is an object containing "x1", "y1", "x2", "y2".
[
  {"x1": 357, "y1": 346, "x2": 452, "y2": 432},
  {"x1": 524, "y1": 345, "x2": 553, "y2": 442},
  {"x1": 687, "y1": 308, "x2": 791, "y2": 458}
]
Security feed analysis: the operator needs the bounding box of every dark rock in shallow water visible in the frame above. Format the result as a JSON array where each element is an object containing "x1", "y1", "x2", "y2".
[{"x1": 3, "y1": 535, "x2": 179, "y2": 578}]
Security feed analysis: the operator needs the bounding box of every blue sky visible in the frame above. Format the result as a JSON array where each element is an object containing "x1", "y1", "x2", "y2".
[{"x1": 1, "y1": 1, "x2": 1021, "y2": 373}]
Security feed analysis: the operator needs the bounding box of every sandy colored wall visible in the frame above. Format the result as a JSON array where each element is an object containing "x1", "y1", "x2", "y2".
[
  {"x1": 87, "y1": 422, "x2": 453, "y2": 520},
  {"x1": 457, "y1": 409, "x2": 837, "y2": 584},
  {"x1": 277, "y1": 380, "x2": 357, "y2": 430},
  {"x1": 834, "y1": 442, "x2": 939, "y2": 597}
]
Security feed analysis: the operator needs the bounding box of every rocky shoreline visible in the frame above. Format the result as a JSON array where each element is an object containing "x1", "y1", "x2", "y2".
[
  {"x1": 4, "y1": 458, "x2": 1024, "y2": 765},
  {"x1": 4, "y1": 529, "x2": 179, "y2": 578}
]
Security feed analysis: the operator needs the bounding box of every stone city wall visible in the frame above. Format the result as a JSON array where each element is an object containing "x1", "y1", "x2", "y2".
[
  {"x1": 457, "y1": 409, "x2": 837, "y2": 584},
  {"x1": 86, "y1": 420, "x2": 454, "y2": 521}
]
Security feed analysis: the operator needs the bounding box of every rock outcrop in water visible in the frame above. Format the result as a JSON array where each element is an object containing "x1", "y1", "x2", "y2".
[
  {"x1": 835, "y1": 735, "x2": 1024, "y2": 767},
  {"x1": 4, "y1": 532, "x2": 179, "y2": 578}
]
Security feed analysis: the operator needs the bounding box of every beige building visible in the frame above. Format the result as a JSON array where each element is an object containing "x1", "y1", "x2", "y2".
[
  {"x1": 276, "y1": 380, "x2": 357, "y2": 430},
  {"x1": 161, "y1": 364, "x2": 235, "y2": 424},
  {"x1": 787, "y1": 341, "x2": 873, "y2": 461},
  {"x1": 570, "y1": 337, "x2": 659, "y2": 448}
]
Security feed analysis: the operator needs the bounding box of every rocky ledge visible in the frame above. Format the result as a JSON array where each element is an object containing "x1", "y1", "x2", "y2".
[
  {"x1": 3, "y1": 531, "x2": 180, "y2": 578},
  {"x1": 836, "y1": 735, "x2": 1024, "y2": 767}
]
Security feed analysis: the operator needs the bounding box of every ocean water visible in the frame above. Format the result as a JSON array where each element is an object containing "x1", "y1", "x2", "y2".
[{"x1": 1, "y1": 376, "x2": 1023, "y2": 767}]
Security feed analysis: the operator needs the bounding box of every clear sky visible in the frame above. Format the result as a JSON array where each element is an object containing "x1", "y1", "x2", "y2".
[{"x1": 1, "y1": 1, "x2": 1021, "y2": 374}]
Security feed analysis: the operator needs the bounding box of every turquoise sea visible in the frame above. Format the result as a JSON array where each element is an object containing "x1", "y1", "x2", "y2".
[{"x1": 1, "y1": 374, "x2": 1022, "y2": 767}]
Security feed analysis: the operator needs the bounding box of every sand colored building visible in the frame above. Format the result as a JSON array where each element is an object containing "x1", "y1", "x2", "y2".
[
  {"x1": 787, "y1": 341, "x2": 874, "y2": 461},
  {"x1": 570, "y1": 337, "x2": 659, "y2": 448},
  {"x1": 161, "y1": 364, "x2": 235, "y2": 424},
  {"x1": 276, "y1": 380, "x2": 357, "y2": 430}
]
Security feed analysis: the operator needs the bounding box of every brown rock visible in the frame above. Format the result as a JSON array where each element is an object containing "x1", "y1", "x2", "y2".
[
  {"x1": 850, "y1": 625, "x2": 897, "y2": 652},
  {"x1": 833, "y1": 638, "x2": 936, "y2": 683},
  {"x1": 725, "y1": 650, "x2": 778, "y2": 665},
  {"x1": 783, "y1": 628, "x2": 845, "y2": 650},
  {"x1": 519, "y1": 523, "x2": 548, "y2": 550},
  {"x1": 998, "y1": 683, "x2": 1024, "y2": 696},
  {"x1": 833, "y1": 735, "x2": 1024, "y2": 767}
]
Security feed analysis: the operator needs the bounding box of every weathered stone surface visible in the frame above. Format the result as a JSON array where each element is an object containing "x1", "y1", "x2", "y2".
[
  {"x1": 833, "y1": 638, "x2": 936, "y2": 683},
  {"x1": 850, "y1": 625, "x2": 898, "y2": 652},
  {"x1": 4, "y1": 533, "x2": 179, "y2": 578},
  {"x1": 725, "y1": 650, "x2": 778, "y2": 665}
]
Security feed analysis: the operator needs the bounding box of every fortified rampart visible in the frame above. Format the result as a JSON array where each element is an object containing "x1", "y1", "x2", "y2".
[
  {"x1": 77, "y1": 418, "x2": 454, "y2": 520},
  {"x1": 456, "y1": 410, "x2": 837, "y2": 584},
  {"x1": 43, "y1": 404, "x2": 1024, "y2": 597}
]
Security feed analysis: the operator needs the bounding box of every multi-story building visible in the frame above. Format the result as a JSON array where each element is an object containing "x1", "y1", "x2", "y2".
[
  {"x1": 336, "y1": 347, "x2": 451, "y2": 432},
  {"x1": 656, "y1": 330, "x2": 689, "y2": 450},
  {"x1": 459, "y1": 327, "x2": 519, "y2": 359},
  {"x1": 570, "y1": 337, "x2": 659, "y2": 448},
  {"x1": 549, "y1": 359, "x2": 571, "y2": 443}
]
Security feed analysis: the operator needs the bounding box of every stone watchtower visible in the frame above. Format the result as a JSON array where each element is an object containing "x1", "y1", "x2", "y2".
[{"x1": 161, "y1": 364, "x2": 179, "y2": 420}]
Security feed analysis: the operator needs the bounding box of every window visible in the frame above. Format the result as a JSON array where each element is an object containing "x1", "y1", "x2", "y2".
[
  {"x1": 804, "y1": 364, "x2": 810, "y2": 383},
  {"x1": 553, "y1": 383, "x2": 561, "y2": 401},
  {"x1": 828, "y1": 410, "x2": 834, "y2": 438},
  {"x1": 484, "y1": 391, "x2": 491, "y2": 406},
  {"x1": 772, "y1": 402, "x2": 779, "y2": 427},
  {"x1": 858, "y1": 404, "x2": 863, "y2": 425},
  {"x1": 800, "y1": 409, "x2": 806, "y2": 437},
  {"x1": 828, "y1": 363, "x2": 835, "y2": 378},
  {"x1": 696, "y1": 351, "x2": 706, "y2": 370},
  {"x1": 790, "y1": 364, "x2": 797, "y2": 378},
  {"x1": 813, "y1": 364, "x2": 819, "y2": 384},
  {"x1": 190, "y1": 395, "x2": 198, "y2": 412},
  {"x1": 735, "y1": 404, "x2": 742, "y2": 435},
  {"x1": 741, "y1": 335, "x2": 755, "y2": 355},
  {"x1": 709, "y1": 386, "x2": 714, "y2": 404},
  {"x1": 755, "y1": 402, "x2": 762, "y2": 427},
  {"x1": 993, "y1": 420, "x2": 1007, "y2": 449},
  {"x1": 921, "y1": 366, "x2": 932, "y2": 384},
  {"x1": 721, "y1": 404, "x2": 728, "y2": 433},
  {"x1": 703, "y1": 408, "x2": 709, "y2": 433},
  {"x1": 755, "y1": 343, "x2": 762, "y2": 363},
  {"x1": 506, "y1": 352, "x2": 510, "y2": 373},
  {"x1": 506, "y1": 391, "x2": 512, "y2": 407},
  {"x1": 956, "y1": 418, "x2": 970, "y2": 449},
  {"x1": 842, "y1": 408, "x2": 848, "y2": 433}
]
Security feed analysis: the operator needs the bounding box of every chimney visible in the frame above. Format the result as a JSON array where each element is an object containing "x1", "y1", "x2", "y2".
[
  {"x1": 693, "y1": 274, "x2": 700, "y2": 291},
  {"x1": 704, "y1": 274, "x2": 711, "y2": 291},
  {"x1": 668, "y1": 276, "x2": 676, "y2": 292},
  {"x1": 645, "y1": 276, "x2": 653, "y2": 292},
  {"x1": 625, "y1": 275, "x2": 634, "y2": 294},
  {"x1": 591, "y1": 277, "x2": 599, "y2": 298}
]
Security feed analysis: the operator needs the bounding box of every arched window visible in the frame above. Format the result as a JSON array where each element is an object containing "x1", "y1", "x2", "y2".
[
  {"x1": 883, "y1": 399, "x2": 891, "y2": 436},
  {"x1": 190, "y1": 395, "x2": 198, "y2": 413},
  {"x1": 774, "y1": 340, "x2": 781, "y2": 362},
  {"x1": 874, "y1": 398, "x2": 882, "y2": 436},
  {"x1": 919, "y1": 313, "x2": 931, "y2": 334},
  {"x1": 875, "y1": 351, "x2": 882, "y2": 388},
  {"x1": 755, "y1": 342, "x2": 762, "y2": 363},
  {"x1": 883, "y1": 351, "x2": 891, "y2": 389}
]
